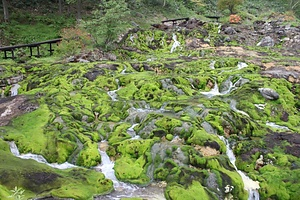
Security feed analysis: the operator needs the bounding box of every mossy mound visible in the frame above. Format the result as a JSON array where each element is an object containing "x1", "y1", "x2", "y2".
[
  {"x1": 113, "y1": 139, "x2": 157, "y2": 185},
  {"x1": 165, "y1": 181, "x2": 211, "y2": 200},
  {"x1": 0, "y1": 149, "x2": 113, "y2": 200}
]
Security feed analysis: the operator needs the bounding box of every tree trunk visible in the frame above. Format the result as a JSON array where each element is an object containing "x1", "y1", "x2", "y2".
[
  {"x1": 2, "y1": 0, "x2": 9, "y2": 22},
  {"x1": 59, "y1": 0, "x2": 63, "y2": 14},
  {"x1": 76, "y1": 0, "x2": 81, "y2": 20}
]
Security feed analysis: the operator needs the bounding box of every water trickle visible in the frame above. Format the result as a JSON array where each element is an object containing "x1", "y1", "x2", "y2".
[
  {"x1": 9, "y1": 141, "x2": 76, "y2": 169},
  {"x1": 219, "y1": 137, "x2": 260, "y2": 200},
  {"x1": 266, "y1": 122, "x2": 289, "y2": 130},
  {"x1": 237, "y1": 62, "x2": 248, "y2": 70},
  {"x1": 209, "y1": 60, "x2": 216, "y2": 69},
  {"x1": 95, "y1": 141, "x2": 165, "y2": 200},
  {"x1": 10, "y1": 84, "x2": 21, "y2": 96},
  {"x1": 201, "y1": 78, "x2": 241, "y2": 98},
  {"x1": 127, "y1": 123, "x2": 140, "y2": 139},
  {"x1": 107, "y1": 79, "x2": 120, "y2": 101},
  {"x1": 170, "y1": 33, "x2": 180, "y2": 53},
  {"x1": 230, "y1": 100, "x2": 250, "y2": 117}
]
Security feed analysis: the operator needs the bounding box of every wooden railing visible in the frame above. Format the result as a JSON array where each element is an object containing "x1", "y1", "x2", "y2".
[{"x1": 0, "y1": 38, "x2": 62, "y2": 59}]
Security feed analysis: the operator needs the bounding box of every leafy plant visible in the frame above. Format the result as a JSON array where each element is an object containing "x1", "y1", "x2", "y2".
[
  {"x1": 56, "y1": 27, "x2": 93, "y2": 57},
  {"x1": 8, "y1": 186, "x2": 25, "y2": 200},
  {"x1": 82, "y1": 0, "x2": 130, "y2": 50},
  {"x1": 217, "y1": 0, "x2": 243, "y2": 14}
]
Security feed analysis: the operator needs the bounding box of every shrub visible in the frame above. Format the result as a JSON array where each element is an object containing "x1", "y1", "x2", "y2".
[
  {"x1": 56, "y1": 27, "x2": 92, "y2": 57},
  {"x1": 217, "y1": 0, "x2": 243, "y2": 14}
]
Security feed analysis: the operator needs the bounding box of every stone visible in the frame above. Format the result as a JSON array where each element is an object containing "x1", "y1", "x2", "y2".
[
  {"x1": 258, "y1": 88, "x2": 279, "y2": 100},
  {"x1": 255, "y1": 155, "x2": 264, "y2": 170},
  {"x1": 224, "y1": 27, "x2": 237, "y2": 35},
  {"x1": 257, "y1": 36, "x2": 274, "y2": 47}
]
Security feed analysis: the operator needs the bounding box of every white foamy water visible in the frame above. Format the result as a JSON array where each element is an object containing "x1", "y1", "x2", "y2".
[
  {"x1": 11, "y1": 84, "x2": 21, "y2": 96},
  {"x1": 107, "y1": 79, "x2": 120, "y2": 101},
  {"x1": 94, "y1": 142, "x2": 165, "y2": 200},
  {"x1": 266, "y1": 122, "x2": 289, "y2": 130},
  {"x1": 201, "y1": 79, "x2": 240, "y2": 98},
  {"x1": 230, "y1": 100, "x2": 250, "y2": 117},
  {"x1": 219, "y1": 136, "x2": 260, "y2": 200},
  {"x1": 237, "y1": 62, "x2": 248, "y2": 70},
  {"x1": 9, "y1": 141, "x2": 76, "y2": 169},
  {"x1": 170, "y1": 33, "x2": 180, "y2": 53}
]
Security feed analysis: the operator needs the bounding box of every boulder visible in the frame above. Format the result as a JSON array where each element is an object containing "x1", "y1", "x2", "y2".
[
  {"x1": 258, "y1": 88, "x2": 279, "y2": 100},
  {"x1": 257, "y1": 36, "x2": 274, "y2": 47},
  {"x1": 224, "y1": 27, "x2": 237, "y2": 35}
]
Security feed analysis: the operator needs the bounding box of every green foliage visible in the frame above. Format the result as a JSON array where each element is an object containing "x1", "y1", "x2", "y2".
[
  {"x1": 82, "y1": 0, "x2": 130, "y2": 50},
  {"x1": 217, "y1": 0, "x2": 243, "y2": 14},
  {"x1": 8, "y1": 187, "x2": 25, "y2": 200},
  {"x1": 56, "y1": 27, "x2": 93, "y2": 57}
]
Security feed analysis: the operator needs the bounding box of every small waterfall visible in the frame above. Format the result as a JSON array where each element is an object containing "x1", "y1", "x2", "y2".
[
  {"x1": 95, "y1": 141, "x2": 165, "y2": 200},
  {"x1": 11, "y1": 84, "x2": 21, "y2": 96},
  {"x1": 201, "y1": 77, "x2": 246, "y2": 98},
  {"x1": 237, "y1": 62, "x2": 248, "y2": 70},
  {"x1": 266, "y1": 122, "x2": 289, "y2": 130},
  {"x1": 230, "y1": 100, "x2": 250, "y2": 117},
  {"x1": 9, "y1": 141, "x2": 76, "y2": 169},
  {"x1": 170, "y1": 33, "x2": 180, "y2": 53},
  {"x1": 127, "y1": 123, "x2": 140, "y2": 139},
  {"x1": 107, "y1": 79, "x2": 120, "y2": 101},
  {"x1": 219, "y1": 137, "x2": 260, "y2": 200}
]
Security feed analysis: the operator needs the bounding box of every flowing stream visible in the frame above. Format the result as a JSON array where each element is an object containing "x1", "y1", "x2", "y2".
[
  {"x1": 201, "y1": 79, "x2": 260, "y2": 199},
  {"x1": 94, "y1": 141, "x2": 165, "y2": 200},
  {"x1": 219, "y1": 137, "x2": 260, "y2": 200},
  {"x1": 107, "y1": 79, "x2": 120, "y2": 101},
  {"x1": 9, "y1": 141, "x2": 76, "y2": 169}
]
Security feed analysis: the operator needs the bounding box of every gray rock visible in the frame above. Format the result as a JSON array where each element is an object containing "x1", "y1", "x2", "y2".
[
  {"x1": 224, "y1": 27, "x2": 237, "y2": 35},
  {"x1": 261, "y1": 68, "x2": 300, "y2": 83},
  {"x1": 258, "y1": 88, "x2": 279, "y2": 100},
  {"x1": 257, "y1": 36, "x2": 274, "y2": 47}
]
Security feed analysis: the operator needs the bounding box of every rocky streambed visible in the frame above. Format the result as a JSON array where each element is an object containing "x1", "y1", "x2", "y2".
[{"x1": 0, "y1": 18, "x2": 300, "y2": 200}]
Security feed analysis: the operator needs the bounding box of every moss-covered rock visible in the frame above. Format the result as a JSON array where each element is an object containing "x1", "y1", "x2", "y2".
[
  {"x1": 165, "y1": 181, "x2": 211, "y2": 200},
  {"x1": 113, "y1": 139, "x2": 156, "y2": 185},
  {"x1": 0, "y1": 150, "x2": 113, "y2": 200}
]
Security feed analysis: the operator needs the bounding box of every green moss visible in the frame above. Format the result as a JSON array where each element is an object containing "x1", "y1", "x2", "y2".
[
  {"x1": 0, "y1": 139, "x2": 10, "y2": 152},
  {"x1": 165, "y1": 181, "x2": 210, "y2": 200},
  {"x1": 155, "y1": 116, "x2": 182, "y2": 133},
  {"x1": 113, "y1": 139, "x2": 156, "y2": 185},
  {"x1": 76, "y1": 141, "x2": 101, "y2": 167},
  {"x1": 166, "y1": 134, "x2": 174, "y2": 141},
  {"x1": 186, "y1": 128, "x2": 226, "y2": 153},
  {"x1": 108, "y1": 123, "x2": 132, "y2": 145},
  {"x1": 0, "y1": 185, "x2": 11, "y2": 200},
  {"x1": 3, "y1": 104, "x2": 51, "y2": 155},
  {"x1": 0, "y1": 150, "x2": 113, "y2": 200}
]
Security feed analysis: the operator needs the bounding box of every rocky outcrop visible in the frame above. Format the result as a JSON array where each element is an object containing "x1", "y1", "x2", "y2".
[{"x1": 258, "y1": 88, "x2": 280, "y2": 100}]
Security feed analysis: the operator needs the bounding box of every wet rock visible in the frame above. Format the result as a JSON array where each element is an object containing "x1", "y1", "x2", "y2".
[
  {"x1": 161, "y1": 79, "x2": 185, "y2": 95},
  {"x1": 257, "y1": 36, "x2": 274, "y2": 47},
  {"x1": 265, "y1": 132, "x2": 300, "y2": 157},
  {"x1": 261, "y1": 67, "x2": 300, "y2": 83},
  {"x1": 0, "y1": 95, "x2": 38, "y2": 126},
  {"x1": 224, "y1": 27, "x2": 237, "y2": 35},
  {"x1": 258, "y1": 88, "x2": 279, "y2": 100},
  {"x1": 83, "y1": 69, "x2": 105, "y2": 81},
  {"x1": 280, "y1": 111, "x2": 289, "y2": 122}
]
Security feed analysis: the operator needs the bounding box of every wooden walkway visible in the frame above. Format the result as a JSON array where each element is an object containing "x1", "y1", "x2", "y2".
[{"x1": 0, "y1": 38, "x2": 62, "y2": 59}]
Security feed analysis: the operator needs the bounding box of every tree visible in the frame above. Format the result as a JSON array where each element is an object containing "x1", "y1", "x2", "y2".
[
  {"x1": 82, "y1": 0, "x2": 130, "y2": 49},
  {"x1": 59, "y1": 0, "x2": 63, "y2": 14},
  {"x1": 217, "y1": 0, "x2": 243, "y2": 14},
  {"x1": 2, "y1": 0, "x2": 9, "y2": 22},
  {"x1": 65, "y1": 0, "x2": 82, "y2": 20}
]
